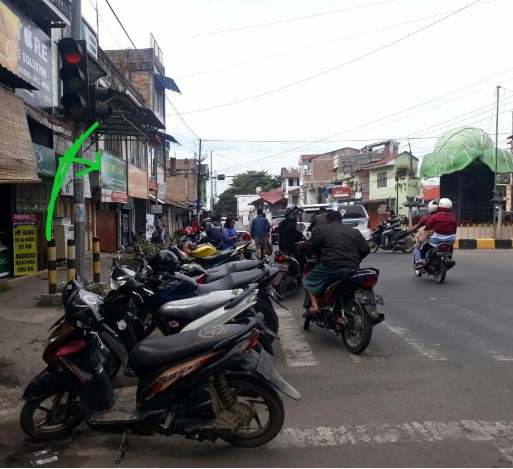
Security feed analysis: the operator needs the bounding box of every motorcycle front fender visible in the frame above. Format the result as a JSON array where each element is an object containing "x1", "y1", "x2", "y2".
[{"x1": 22, "y1": 368, "x2": 65, "y2": 401}]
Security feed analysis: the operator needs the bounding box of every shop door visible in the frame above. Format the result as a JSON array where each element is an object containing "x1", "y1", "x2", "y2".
[{"x1": 96, "y1": 211, "x2": 118, "y2": 252}]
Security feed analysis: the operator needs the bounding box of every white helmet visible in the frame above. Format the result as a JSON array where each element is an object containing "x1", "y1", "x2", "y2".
[
  {"x1": 438, "y1": 198, "x2": 452, "y2": 211},
  {"x1": 428, "y1": 200, "x2": 438, "y2": 213}
]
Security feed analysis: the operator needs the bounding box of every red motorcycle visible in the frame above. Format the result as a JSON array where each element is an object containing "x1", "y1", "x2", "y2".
[{"x1": 302, "y1": 260, "x2": 385, "y2": 354}]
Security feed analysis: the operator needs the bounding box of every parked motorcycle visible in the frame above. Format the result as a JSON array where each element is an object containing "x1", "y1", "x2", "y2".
[
  {"x1": 302, "y1": 261, "x2": 385, "y2": 354},
  {"x1": 271, "y1": 250, "x2": 303, "y2": 298},
  {"x1": 20, "y1": 281, "x2": 300, "y2": 457},
  {"x1": 367, "y1": 223, "x2": 413, "y2": 253},
  {"x1": 413, "y1": 242, "x2": 456, "y2": 284}
]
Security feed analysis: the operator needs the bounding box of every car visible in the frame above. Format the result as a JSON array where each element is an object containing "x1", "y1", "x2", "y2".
[
  {"x1": 271, "y1": 217, "x2": 284, "y2": 244},
  {"x1": 300, "y1": 203, "x2": 371, "y2": 240}
]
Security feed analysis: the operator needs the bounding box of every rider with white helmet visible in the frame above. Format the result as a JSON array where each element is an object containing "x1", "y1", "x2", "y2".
[{"x1": 418, "y1": 197, "x2": 458, "y2": 267}]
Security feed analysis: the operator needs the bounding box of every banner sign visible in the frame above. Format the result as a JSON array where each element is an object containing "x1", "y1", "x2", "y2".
[
  {"x1": 100, "y1": 151, "x2": 127, "y2": 203},
  {"x1": 332, "y1": 187, "x2": 352, "y2": 199},
  {"x1": 0, "y1": 0, "x2": 54, "y2": 109},
  {"x1": 12, "y1": 213, "x2": 37, "y2": 276}
]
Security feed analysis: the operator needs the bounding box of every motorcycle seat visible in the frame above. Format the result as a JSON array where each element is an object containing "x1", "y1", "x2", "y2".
[
  {"x1": 128, "y1": 322, "x2": 249, "y2": 373},
  {"x1": 196, "y1": 268, "x2": 269, "y2": 294},
  {"x1": 206, "y1": 260, "x2": 263, "y2": 283},
  {"x1": 158, "y1": 290, "x2": 241, "y2": 322},
  {"x1": 193, "y1": 249, "x2": 235, "y2": 267}
]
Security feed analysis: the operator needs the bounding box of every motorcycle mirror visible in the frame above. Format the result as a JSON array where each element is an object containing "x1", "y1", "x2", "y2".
[{"x1": 296, "y1": 222, "x2": 306, "y2": 232}]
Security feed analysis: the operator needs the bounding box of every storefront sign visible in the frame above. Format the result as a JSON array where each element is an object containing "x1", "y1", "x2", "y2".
[
  {"x1": 12, "y1": 213, "x2": 37, "y2": 276},
  {"x1": 100, "y1": 151, "x2": 127, "y2": 203},
  {"x1": 332, "y1": 186, "x2": 352, "y2": 199},
  {"x1": 127, "y1": 165, "x2": 148, "y2": 199},
  {"x1": 0, "y1": 0, "x2": 54, "y2": 109},
  {"x1": 150, "y1": 204, "x2": 163, "y2": 214},
  {"x1": 33, "y1": 143, "x2": 56, "y2": 178}
]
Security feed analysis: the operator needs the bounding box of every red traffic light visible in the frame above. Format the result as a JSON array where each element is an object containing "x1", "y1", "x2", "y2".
[{"x1": 58, "y1": 38, "x2": 85, "y2": 65}]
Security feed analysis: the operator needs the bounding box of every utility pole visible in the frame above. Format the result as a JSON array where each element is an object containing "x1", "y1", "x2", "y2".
[
  {"x1": 210, "y1": 150, "x2": 214, "y2": 211},
  {"x1": 71, "y1": 0, "x2": 85, "y2": 281},
  {"x1": 494, "y1": 85, "x2": 500, "y2": 239},
  {"x1": 196, "y1": 139, "x2": 202, "y2": 221}
]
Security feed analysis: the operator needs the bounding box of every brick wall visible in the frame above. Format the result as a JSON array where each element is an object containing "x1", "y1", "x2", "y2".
[{"x1": 166, "y1": 158, "x2": 198, "y2": 204}]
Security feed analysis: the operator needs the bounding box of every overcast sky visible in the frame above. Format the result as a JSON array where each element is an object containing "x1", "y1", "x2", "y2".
[{"x1": 82, "y1": 0, "x2": 513, "y2": 198}]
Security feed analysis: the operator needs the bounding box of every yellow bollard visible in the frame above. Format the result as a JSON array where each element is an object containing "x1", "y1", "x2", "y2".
[
  {"x1": 47, "y1": 239, "x2": 57, "y2": 294},
  {"x1": 93, "y1": 236, "x2": 101, "y2": 283},
  {"x1": 67, "y1": 239, "x2": 76, "y2": 282}
]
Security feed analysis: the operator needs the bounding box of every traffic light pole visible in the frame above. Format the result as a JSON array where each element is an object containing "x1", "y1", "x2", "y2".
[{"x1": 71, "y1": 0, "x2": 86, "y2": 281}]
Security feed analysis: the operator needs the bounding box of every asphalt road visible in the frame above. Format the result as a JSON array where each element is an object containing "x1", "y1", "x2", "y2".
[{"x1": 5, "y1": 250, "x2": 513, "y2": 467}]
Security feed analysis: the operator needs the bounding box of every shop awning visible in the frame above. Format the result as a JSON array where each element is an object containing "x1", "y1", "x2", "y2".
[{"x1": 0, "y1": 87, "x2": 40, "y2": 184}]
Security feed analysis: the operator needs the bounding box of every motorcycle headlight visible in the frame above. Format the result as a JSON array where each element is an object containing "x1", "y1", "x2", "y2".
[{"x1": 109, "y1": 278, "x2": 127, "y2": 291}]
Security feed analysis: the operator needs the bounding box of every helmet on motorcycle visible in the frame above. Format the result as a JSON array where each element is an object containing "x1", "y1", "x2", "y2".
[
  {"x1": 437, "y1": 198, "x2": 453, "y2": 212},
  {"x1": 284, "y1": 205, "x2": 303, "y2": 219},
  {"x1": 428, "y1": 200, "x2": 438, "y2": 213},
  {"x1": 148, "y1": 249, "x2": 179, "y2": 274}
]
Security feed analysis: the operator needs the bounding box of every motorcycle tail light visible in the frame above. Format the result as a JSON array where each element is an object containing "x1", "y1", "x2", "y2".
[
  {"x1": 57, "y1": 339, "x2": 87, "y2": 357},
  {"x1": 196, "y1": 275, "x2": 207, "y2": 284},
  {"x1": 275, "y1": 254, "x2": 287, "y2": 263},
  {"x1": 360, "y1": 275, "x2": 378, "y2": 289},
  {"x1": 437, "y1": 243, "x2": 451, "y2": 252},
  {"x1": 242, "y1": 233, "x2": 251, "y2": 241}
]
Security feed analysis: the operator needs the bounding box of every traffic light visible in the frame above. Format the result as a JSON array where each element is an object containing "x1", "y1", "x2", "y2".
[
  {"x1": 58, "y1": 38, "x2": 90, "y2": 121},
  {"x1": 90, "y1": 85, "x2": 113, "y2": 120}
]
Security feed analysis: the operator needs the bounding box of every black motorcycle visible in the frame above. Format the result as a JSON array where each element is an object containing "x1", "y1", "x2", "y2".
[
  {"x1": 413, "y1": 242, "x2": 456, "y2": 284},
  {"x1": 271, "y1": 250, "x2": 303, "y2": 298},
  {"x1": 20, "y1": 282, "x2": 300, "y2": 458},
  {"x1": 368, "y1": 223, "x2": 413, "y2": 254}
]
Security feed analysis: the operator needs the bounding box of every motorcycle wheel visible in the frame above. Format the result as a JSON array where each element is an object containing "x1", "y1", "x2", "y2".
[
  {"x1": 221, "y1": 373, "x2": 284, "y2": 447},
  {"x1": 434, "y1": 259, "x2": 447, "y2": 284},
  {"x1": 414, "y1": 266, "x2": 423, "y2": 277},
  {"x1": 103, "y1": 343, "x2": 121, "y2": 380},
  {"x1": 341, "y1": 299, "x2": 373, "y2": 354},
  {"x1": 368, "y1": 239, "x2": 379, "y2": 253},
  {"x1": 403, "y1": 237, "x2": 414, "y2": 254},
  {"x1": 277, "y1": 278, "x2": 288, "y2": 298},
  {"x1": 303, "y1": 317, "x2": 310, "y2": 331},
  {"x1": 20, "y1": 391, "x2": 84, "y2": 441}
]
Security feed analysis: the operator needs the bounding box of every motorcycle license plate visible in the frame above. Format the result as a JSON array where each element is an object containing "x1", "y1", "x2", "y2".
[
  {"x1": 354, "y1": 292, "x2": 384, "y2": 305},
  {"x1": 256, "y1": 348, "x2": 274, "y2": 380}
]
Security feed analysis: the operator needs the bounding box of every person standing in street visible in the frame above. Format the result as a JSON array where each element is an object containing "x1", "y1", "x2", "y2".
[
  {"x1": 250, "y1": 209, "x2": 271, "y2": 259},
  {"x1": 307, "y1": 206, "x2": 328, "y2": 232}
]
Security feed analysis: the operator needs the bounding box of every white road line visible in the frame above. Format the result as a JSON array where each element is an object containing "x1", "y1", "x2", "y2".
[
  {"x1": 383, "y1": 322, "x2": 448, "y2": 361},
  {"x1": 275, "y1": 308, "x2": 318, "y2": 367},
  {"x1": 269, "y1": 419, "x2": 513, "y2": 462}
]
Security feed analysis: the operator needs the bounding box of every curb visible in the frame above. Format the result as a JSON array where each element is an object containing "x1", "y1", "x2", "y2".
[{"x1": 454, "y1": 239, "x2": 513, "y2": 249}]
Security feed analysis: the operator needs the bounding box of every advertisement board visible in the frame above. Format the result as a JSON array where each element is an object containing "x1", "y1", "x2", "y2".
[
  {"x1": 0, "y1": 0, "x2": 54, "y2": 109},
  {"x1": 100, "y1": 151, "x2": 128, "y2": 203},
  {"x1": 12, "y1": 214, "x2": 37, "y2": 276}
]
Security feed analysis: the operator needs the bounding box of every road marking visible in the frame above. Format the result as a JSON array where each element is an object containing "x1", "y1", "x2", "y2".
[
  {"x1": 276, "y1": 308, "x2": 318, "y2": 367},
  {"x1": 269, "y1": 419, "x2": 513, "y2": 462},
  {"x1": 383, "y1": 322, "x2": 448, "y2": 361}
]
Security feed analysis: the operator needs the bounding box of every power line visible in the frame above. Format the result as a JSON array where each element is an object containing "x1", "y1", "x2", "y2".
[
  {"x1": 177, "y1": 0, "x2": 497, "y2": 81},
  {"x1": 183, "y1": 0, "x2": 400, "y2": 38},
  {"x1": 168, "y1": 0, "x2": 483, "y2": 117}
]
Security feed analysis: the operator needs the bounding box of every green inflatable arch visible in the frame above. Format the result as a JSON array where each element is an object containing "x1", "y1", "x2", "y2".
[{"x1": 420, "y1": 127, "x2": 513, "y2": 179}]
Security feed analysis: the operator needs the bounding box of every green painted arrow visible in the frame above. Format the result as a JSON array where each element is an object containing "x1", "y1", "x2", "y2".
[{"x1": 46, "y1": 121, "x2": 102, "y2": 241}]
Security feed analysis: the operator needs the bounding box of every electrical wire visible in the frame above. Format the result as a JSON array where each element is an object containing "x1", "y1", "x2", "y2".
[
  {"x1": 168, "y1": 0, "x2": 483, "y2": 116},
  {"x1": 183, "y1": 0, "x2": 401, "y2": 38},
  {"x1": 177, "y1": 0, "x2": 498, "y2": 81}
]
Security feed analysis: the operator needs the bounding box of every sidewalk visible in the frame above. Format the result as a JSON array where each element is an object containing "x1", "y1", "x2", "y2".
[{"x1": 0, "y1": 252, "x2": 116, "y2": 387}]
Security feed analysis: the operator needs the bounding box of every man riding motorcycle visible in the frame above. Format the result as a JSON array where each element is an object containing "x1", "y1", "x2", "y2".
[
  {"x1": 278, "y1": 205, "x2": 305, "y2": 276},
  {"x1": 380, "y1": 210, "x2": 401, "y2": 248},
  {"x1": 415, "y1": 197, "x2": 458, "y2": 268},
  {"x1": 300, "y1": 210, "x2": 370, "y2": 316}
]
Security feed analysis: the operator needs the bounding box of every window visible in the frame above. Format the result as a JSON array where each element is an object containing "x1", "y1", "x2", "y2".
[
  {"x1": 129, "y1": 139, "x2": 146, "y2": 171},
  {"x1": 377, "y1": 172, "x2": 387, "y2": 188},
  {"x1": 104, "y1": 134, "x2": 124, "y2": 158}
]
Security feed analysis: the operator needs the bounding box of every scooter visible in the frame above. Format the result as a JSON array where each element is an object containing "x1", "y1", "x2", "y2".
[
  {"x1": 367, "y1": 223, "x2": 413, "y2": 253},
  {"x1": 20, "y1": 282, "x2": 300, "y2": 461}
]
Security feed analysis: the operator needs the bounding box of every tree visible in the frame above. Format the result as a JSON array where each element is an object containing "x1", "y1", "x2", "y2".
[{"x1": 214, "y1": 171, "x2": 281, "y2": 216}]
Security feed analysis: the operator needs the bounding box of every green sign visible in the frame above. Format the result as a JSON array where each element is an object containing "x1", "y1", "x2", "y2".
[
  {"x1": 100, "y1": 150, "x2": 127, "y2": 203},
  {"x1": 33, "y1": 144, "x2": 56, "y2": 178}
]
